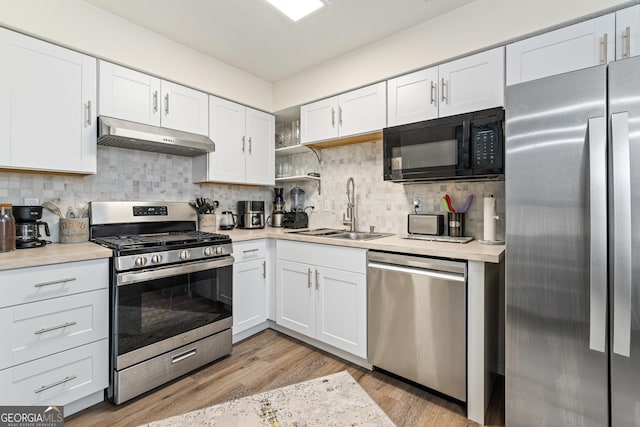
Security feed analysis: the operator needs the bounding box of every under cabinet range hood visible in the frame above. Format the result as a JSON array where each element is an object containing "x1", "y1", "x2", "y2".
[{"x1": 97, "y1": 116, "x2": 215, "y2": 157}]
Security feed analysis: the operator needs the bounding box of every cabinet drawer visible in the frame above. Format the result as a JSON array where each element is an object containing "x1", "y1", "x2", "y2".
[
  {"x1": 233, "y1": 240, "x2": 267, "y2": 262},
  {"x1": 276, "y1": 240, "x2": 366, "y2": 274},
  {"x1": 0, "y1": 339, "x2": 108, "y2": 406},
  {"x1": 0, "y1": 259, "x2": 108, "y2": 308},
  {"x1": 0, "y1": 289, "x2": 108, "y2": 370}
]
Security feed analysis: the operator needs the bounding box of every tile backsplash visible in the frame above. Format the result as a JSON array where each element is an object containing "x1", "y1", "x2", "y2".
[
  {"x1": 0, "y1": 142, "x2": 504, "y2": 243},
  {"x1": 276, "y1": 140, "x2": 505, "y2": 241},
  {"x1": 0, "y1": 146, "x2": 271, "y2": 242}
]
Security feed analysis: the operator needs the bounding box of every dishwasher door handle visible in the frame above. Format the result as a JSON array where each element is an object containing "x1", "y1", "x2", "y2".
[{"x1": 368, "y1": 262, "x2": 465, "y2": 282}]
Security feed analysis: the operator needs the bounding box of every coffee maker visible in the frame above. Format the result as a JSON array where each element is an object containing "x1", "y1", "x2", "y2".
[
  {"x1": 237, "y1": 201, "x2": 265, "y2": 229},
  {"x1": 282, "y1": 187, "x2": 309, "y2": 229},
  {"x1": 12, "y1": 205, "x2": 50, "y2": 248},
  {"x1": 270, "y1": 187, "x2": 285, "y2": 227}
]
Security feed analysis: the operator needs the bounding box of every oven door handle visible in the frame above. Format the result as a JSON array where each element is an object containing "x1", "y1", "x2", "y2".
[{"x1": 117, "y1": 256, "x2": 235, "y2": 286}]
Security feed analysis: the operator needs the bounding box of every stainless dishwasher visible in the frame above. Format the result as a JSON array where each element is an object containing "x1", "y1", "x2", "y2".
[{"x1": 367, "y1": 251, "x2": 466, "y2": 402}]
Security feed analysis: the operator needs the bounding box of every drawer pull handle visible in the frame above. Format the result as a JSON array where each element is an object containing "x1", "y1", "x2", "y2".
[
  {"x1": 34, "y1": 321, "x2": 77, "y2": 335},
  {"x1": 34, "y1": 375, "x2": 77, "y2": 394},
  {"x1": 34, "y1": 277, "x2": 77, "y2": 288},
  {"x1": 172, "y1": 348, "x2": 197, "y2": 364},
  {"x1": 242, "y1": 249, "x2": 259, "y2": 254}
]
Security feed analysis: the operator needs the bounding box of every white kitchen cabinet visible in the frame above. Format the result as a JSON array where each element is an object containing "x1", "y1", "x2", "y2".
[
  {"x1": 193, "y1": 95, "x2": 274, "y2": 186},
  {"x1": 0, "y1": 27, "x2": 96, "y2": 174},
  {"x1": 387, "y1": 68, "x2": 439, "y2": 126},
  {"x1": 0, "y1": 259, "x2": 109, "y2": 414},
  {"x1": 314, "y1": 266, "x2": 366, "y2": 358},
  {"x1": 300, "y1": 82, "x2": 386, "y2": 144},
  {"x1": 387, "y1": 47, "x2": 504, "y2": 125},
  {"x1": 276, "y1": 259, "x2": 316, "y2": 336},
  {"x1": 506, "y1": 14, "x2": 615, "y2": 85},
  {"x1": 438, "y1": 47, "x2": 505, "y2": 117},
  {"x1": 232, "y1": 240, "x2": 268, "y2": 337},
  {"x1": 98, "y1": 60, "x2": 208, "y2": 135},
  {"x1": 275, "y1": 241, "x2": 367, "y2": 358},
  {"x1": 616, "y1": 5, "x2": 640, "y2": 60}
]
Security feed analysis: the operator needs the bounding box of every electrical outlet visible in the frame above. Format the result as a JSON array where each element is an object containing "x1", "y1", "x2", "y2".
[
  {"x1": 412, "y1": 197, "x2": 423, "y2": 212},
  {"x1": 324, "y1": 199, "x2": 333, "y2": 212},
  {"x1": 23, "y1": 197, "x2": 40, "y2": 206}
]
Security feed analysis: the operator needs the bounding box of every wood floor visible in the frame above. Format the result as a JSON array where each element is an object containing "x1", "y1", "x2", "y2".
[{"x1": 66, "y1": 329, "x2": 504, "y2": 426}]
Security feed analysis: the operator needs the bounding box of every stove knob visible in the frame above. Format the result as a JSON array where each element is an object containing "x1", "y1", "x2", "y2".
[
  {"x1": 180, "y1": 250, "x2": 191, "y2": 260},
  {"x1": 134, "y1": 256, "x2": 148, "y2": 267},
  {"x1": 151, "y1": 254, "x2": 163, "y2": 264},
  {"x1": 204, "y1": 247, "x2": 214, "y2": 256},
  {"x1": 215, "y1": 246, "x2": 224, "y2": 255}
]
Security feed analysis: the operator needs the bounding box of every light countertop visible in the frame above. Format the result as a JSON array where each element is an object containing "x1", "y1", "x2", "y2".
[
  {"x1": 225, "y1": 227, "x2": 504, "y2": 264},
  {"x1": 0, "y1": 242, "x2": 113, "y2": 271},
  {"x1": 0, "y1": 227, "x2": 504, "y2": 272}
]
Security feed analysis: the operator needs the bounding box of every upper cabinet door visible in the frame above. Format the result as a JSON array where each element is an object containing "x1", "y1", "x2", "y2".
[
  {"x1": 0, "y1": 28, "x2": 96, "y2": 174},
  {"x1": 244, "y1": 107, "x2": 275, "y2": 186},
  {"x1": 204, "y1": 95, "x2": 246, "y2": 184},
  {"x1": 438, "y1": 47, "x2": 505, "y2": 118},
  {"x1": 616, "y1": 5, "x2": 640, "y2": 60},
  {"x1": 387, "y1": 67, "x2": 438, "y2": 127},
  {"x1": 98, "y1": 61, "x2": 161, "y2": 127},
  {"x1": 506, "y1": 14, "x2": 615, "y2": 85},
  {"x1": 300, "y1": 96, "x2": 339, "y2": 144},
  {"x1": 338, "y1": 82, "x2": 387, "y2": 137},
  {"x1": 160, "y1": 81, "x2": 208, "y2": 135}
]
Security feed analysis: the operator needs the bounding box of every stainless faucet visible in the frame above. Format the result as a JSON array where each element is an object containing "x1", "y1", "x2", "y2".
[{"x1": 343, "y1": 177, "x2": 356, "y2": 232}]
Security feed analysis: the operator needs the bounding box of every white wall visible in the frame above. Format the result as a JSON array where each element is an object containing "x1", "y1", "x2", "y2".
[
  {"x1": 273, "y1": 0, "x2": 634, "y2": 111},
  {"x1": 0, "y1": 0, "x2": 273, "y2": 112}
]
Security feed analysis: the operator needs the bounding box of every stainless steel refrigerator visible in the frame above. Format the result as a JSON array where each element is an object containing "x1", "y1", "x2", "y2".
[{"x1": 506, "y1": 56, "x2": 640, "y2": 426}]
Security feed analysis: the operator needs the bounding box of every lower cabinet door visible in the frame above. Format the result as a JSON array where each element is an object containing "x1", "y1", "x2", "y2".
[
  {"x1": 0, "y1": 289, "x2": 108, "y2": 370},
  {"x1": 275, "y1": 259, "x2": 316, "y2": 337},
  {"x1": 233, "y1": 258, "x2": 267, "y2": 334},
  {"x1": 315, "y1": 266, "x2": 367, "y2": 358},
  {"x1": 0, "y1": 339, "x2": 108, "y2": 406}
]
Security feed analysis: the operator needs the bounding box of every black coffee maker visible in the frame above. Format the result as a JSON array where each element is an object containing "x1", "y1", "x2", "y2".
[
  {"x1": 282, "y1": 187, "x2": 309, "y2": 229},
  {"x1": 13, "y1": 206, "x2": 50, "y2": 248}
]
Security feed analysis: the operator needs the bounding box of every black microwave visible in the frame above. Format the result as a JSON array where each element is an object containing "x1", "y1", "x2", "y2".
[{"x1": 383, "y1": 107, "x2": 504, "y2": 182}]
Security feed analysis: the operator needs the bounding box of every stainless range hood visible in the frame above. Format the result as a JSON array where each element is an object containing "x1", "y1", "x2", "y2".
[{"x1": 97, "y1": 116, "x2": 214, "y2": 157}]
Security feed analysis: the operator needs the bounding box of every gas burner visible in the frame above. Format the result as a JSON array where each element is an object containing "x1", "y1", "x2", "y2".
[{"x1": 94, "y1": 231, "x2": 230, "y2": 251}]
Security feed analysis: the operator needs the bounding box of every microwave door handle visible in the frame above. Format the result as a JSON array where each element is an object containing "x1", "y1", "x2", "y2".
[{"x1": 463, "y1": 121, "x2": 471, "y2": 169}]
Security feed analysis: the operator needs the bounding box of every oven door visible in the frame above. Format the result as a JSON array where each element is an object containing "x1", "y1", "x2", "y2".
[
  {"x1": 113, "y1": 256, "x2": 233, "y2": 371},
  {"x1": 383, "y1": 115, "x2": 469, "y2": 182}
]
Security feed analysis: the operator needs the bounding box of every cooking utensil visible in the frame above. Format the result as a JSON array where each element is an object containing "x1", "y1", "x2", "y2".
[
  {"x1": 42, "y1": 199, "x2": 64, "y2": 218},
  {"x1": 445, "y1": 194, "x2": 456, "y2": 213},
  {"x1": 459, "y1": 195, "x2": 474, "y2": 213},
  {"x1": 441, "y1": 197, "x2": 452, "y2": 213}
]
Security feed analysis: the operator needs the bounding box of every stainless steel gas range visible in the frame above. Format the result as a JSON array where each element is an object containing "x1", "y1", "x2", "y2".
[{"x1": 89, "y1": 201, "x2": 234, "y2": 404}]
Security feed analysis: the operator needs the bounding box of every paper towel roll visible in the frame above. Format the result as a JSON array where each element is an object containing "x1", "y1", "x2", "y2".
[{"x1": 483, "y1": 196, "x2": 497, "y2": 242}]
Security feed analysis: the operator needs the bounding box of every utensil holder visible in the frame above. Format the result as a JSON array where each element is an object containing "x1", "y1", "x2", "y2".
[
  {"x1": 59, "y1": 217, "x2": 89, "y2": 243},
  {"x1": 198, "y1": 213, "x2": 217, "y2": 232},
  {"x1": 448, "y1": 212, "x2": 464, "y2": 237}
]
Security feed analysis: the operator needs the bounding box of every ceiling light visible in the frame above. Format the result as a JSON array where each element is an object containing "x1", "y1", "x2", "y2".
[{"x1": 265, "y1": 0, "x2": 325, "y2": 22}]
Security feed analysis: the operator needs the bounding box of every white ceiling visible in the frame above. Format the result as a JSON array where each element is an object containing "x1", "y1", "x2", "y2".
[{"x1": 83, "y1": 0, "x2": 477, "y2": 82}]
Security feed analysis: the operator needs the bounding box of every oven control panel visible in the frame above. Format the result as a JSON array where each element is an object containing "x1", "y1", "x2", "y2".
[
  {"x1": 114, "y1": 243, "x2": 233, "y2": 272},
  {"x1": 133, "y1": 206, "x2": 168, "y2": 216}
]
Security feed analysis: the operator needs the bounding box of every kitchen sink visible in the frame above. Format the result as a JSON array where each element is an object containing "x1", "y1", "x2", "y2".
[
  {"x1": 287, "y1": 228, "x2": 345, "y2": 236},
  {"x1": 329, "y1": 231, "x2": 393, "y2": 241},
  {"x1": 287, "y1": 228, "x2": 392, "y2": 241}
]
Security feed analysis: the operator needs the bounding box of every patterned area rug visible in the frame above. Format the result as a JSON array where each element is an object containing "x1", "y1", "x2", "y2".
[{"x1": 140, "y1": 370, "x2": 395, "y2": 426}]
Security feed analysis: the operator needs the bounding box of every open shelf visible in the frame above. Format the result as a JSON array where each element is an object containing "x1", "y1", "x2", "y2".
[
  {"x1": 275, "y1": 144, "x2": 310, "y2": 156},
  {"x1": 275, "y1": 174, "x2": 321, "y2": 195}
]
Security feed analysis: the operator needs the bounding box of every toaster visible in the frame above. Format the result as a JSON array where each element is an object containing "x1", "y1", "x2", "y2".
[{"x1": 407, "y1": 214, "x2": 444, "y2": 236}]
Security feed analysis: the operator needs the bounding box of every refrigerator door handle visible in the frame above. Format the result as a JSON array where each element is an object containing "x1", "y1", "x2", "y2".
[
  {"x1": 588, "y1": 116, "x2": 607, "y2": 353},
  {"x1": 612, "y1": 111, "x2": 632, "y2": 358}
]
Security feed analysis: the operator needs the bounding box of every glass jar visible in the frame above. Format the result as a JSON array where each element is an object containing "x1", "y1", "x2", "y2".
[{"x1": 0, "y1": 203, "x2": 16, "y2": 252}]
